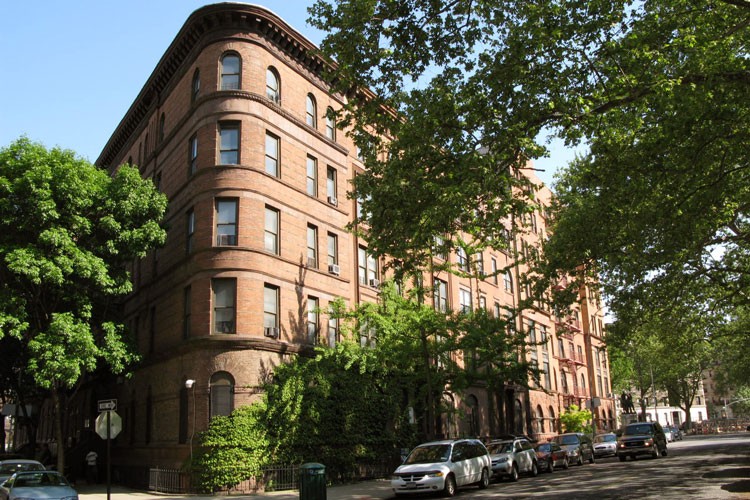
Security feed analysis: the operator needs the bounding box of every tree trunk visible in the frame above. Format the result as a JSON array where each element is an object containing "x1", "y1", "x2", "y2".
[
  {"x1": 420, "y1": 328, "x2": 436, "y2": 440},
  {"x1": 51, "y1": 385, "x2": 66, "y2": 474}
]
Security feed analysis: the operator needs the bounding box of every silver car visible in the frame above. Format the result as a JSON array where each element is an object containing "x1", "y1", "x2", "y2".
[
  {"x1": 0, "y1": 470, "x2": 78, "y2": 500},
  {"x1": 487, "y1": 438, "x2": 538, "y2": 481},
  {"x1": 0, "y1": 460, "x2": 45, "y2": 485},
  {"x1": 391, "y1": 439, "x2": 491, "y2": 497},
  {"x1": 593, "y1": 433, "x2": 618, "y2": 458}
]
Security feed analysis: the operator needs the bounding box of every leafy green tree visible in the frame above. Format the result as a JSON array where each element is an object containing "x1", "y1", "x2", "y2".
[
  {"x1": 559, "y1": 404, "x2": 592, "y2": 434},
  {"x1": 0, "y1": 138, "x2": 167, "y2": 472}
]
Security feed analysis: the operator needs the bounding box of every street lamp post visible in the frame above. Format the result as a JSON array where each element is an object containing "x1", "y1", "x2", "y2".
[{"x1": 185, "y1": 379, "x2": 196, "y2": 464}]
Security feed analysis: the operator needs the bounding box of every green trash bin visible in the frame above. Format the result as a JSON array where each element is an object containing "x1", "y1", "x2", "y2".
[{"x1": 299, "y1": 462, "x2": 326, "y2": 500}]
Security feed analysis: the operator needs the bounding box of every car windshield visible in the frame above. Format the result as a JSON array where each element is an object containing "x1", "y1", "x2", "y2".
[
  {"x1": 624, "y1": 424, "x2": 654, "y2": 436},
  {"x1": 404, "y1": 444, "x2": 451, "y2": 464},
  {"x1": 555, "y1": 435, "x2": 580, "y2": 445},
  {"x1": 487, "y1": 442, "x2": 514, "y2": 454},
  {"x1": 12, "y1": 472, "x2": 69, "y2": 488},
  {"x1": 535, "y1": 443, "x2": 551, "y2": 452},
  {"x1": 0, "y1": 463, "x2": 44, "y2": 474},
  {"x1": 595, "y1": 435, "x2": 616, "y2": 443}
]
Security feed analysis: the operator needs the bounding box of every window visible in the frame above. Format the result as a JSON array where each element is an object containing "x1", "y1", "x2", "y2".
[
  {"x1": 212, "y1": 278, "x2": 236, "y2": 334},
  {"x1": 220, "y1": 53, "x2": 240, "y2": 90},
  {"x1": 433, "y1": 235, "x2": 447, "y2": 260},
  {"x1": 186, "y1": 208, "x2": 195, "y2": 254},
  {"x1": 491, "y1": 257, "x2": 498, "y2": 284},
  {"x1": 183, "y1": 286, "x2": 191, "y2": 339},
  {"x1": 191, "y1": 68, "x2": 200, "y2": 102},
  {"x1": 305, "y1": 94, "x2": 317, "y2": 128},
  {"x1": 266, "y1": 67, "x2": 280, "y2": 103},
  {"x1": 210, "y1": 372, "x2": 234, "y2": 418},
  {"x1": 540, "y1": 324, "x2": 548, "y2": 350},
  {"x1": 307, "y1": 224, "x2": 318, "y2": 268},
  {"x1": 434, "y1": 278, "x2": 448, "y2": 312},
  {"x1": 326, "y1": 166, "x2": 337, "y2": 202},
  {"x1": 325, "y1": 107, "x2": 336, "y2": 140},
  {"x1": 219, "y1": 123, "x2": 239, "y2": 164},
  {"x1": 306, "y1": 155, "x2": 317, "y2": 196},
  {"x1": 265, "y1": 132, "x2": 279, "y2": 177},
  {"x1": 494, "y1": 302, "x2": 501, "y2": 318},
  {"x1": 159, "y1": 113, "x2": 166, "y2": 143},
  {"x1": 189, "y1": 134, "x2": 198, "y2": 175},
  {"x1": 327, "y1": 232, "x2": 338, "y2": 265},
  {"x1": 264, "y1": 284, "x2": 279, "y2": 328},
  {"x1": 459, "y1": 288, "x2": 472, "y2": 314},
  {"x1": 358, "y1": 246, "x2": 379, "y2": 286},
  {"x1": 479, "y1": 296, "x2": 486, "y2": 310},
  {"x1": 307, "y1": 297, "x2": 319, "y2": 344},
  {"x1": 504, "y1": 270, "x2": 514, "y2": 293},
  {"x1": 543, "y1": 361, "x2": 551, "y2": 389},
  {"x1": 215, "y1": 199, "x2": 237, "y2": 246},
  {"x1": 475, "y1": 252, "x2": 485, "y2": 276},
  {"x1": 264, "y1": 206, "x2": 279, "y2": 254},
  {"x1": 328, "y1": 316, "x2": 339, "y2": 346},
  {"x1": 528, "y1": 320, "x2": 537, "y2": 343},
  {"x1": 457, "y1": 247, "x2": 469, "y2": 272}
]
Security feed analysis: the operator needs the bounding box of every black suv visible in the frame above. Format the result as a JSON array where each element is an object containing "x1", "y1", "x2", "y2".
[{"x1": 616, "y1": 422, "x2": 668, "y2": 461}]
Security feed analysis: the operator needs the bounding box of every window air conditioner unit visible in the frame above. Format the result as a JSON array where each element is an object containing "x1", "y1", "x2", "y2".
[
  {"x1": 328, "y1": 264, "x2": 340, "y2": 276},
  {"x1": 217, "y1": 234, "x2": 236, "y2": 246},
  {"x1": 264, "y1": 327, "x2": 279, "y2": 339},
  {"x1": 327, "y1": 196, "x2": 338, "y2": 206},
  {"x1": 369, "y1": 278, "x2": 380, "y2": 288}
]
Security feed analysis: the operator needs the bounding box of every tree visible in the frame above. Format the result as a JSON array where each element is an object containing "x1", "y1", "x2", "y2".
[
  {"x1": 308, "y1": 0, "x2": 750, "y2": 375},
  {"x1": 559, "y1": 404, "x2": 592, "y2": 434},
  {"x1": 0, "y1": 138, "x2": 167, "y2": 472}
]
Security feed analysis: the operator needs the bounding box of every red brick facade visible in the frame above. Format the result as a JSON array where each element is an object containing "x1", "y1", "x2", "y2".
[{"x1": 84, "y1": 3, "x2": 614, "y2": 469}]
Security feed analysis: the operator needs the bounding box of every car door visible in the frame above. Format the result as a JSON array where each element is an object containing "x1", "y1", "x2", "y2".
[{"x1": 451, "y1": 442, "x2": 471, "y2": 486}]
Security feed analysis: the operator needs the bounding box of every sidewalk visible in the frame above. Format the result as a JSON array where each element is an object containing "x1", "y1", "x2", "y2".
[{"x1": 77, "y1": 479, "x2": 395, "y2": 500}]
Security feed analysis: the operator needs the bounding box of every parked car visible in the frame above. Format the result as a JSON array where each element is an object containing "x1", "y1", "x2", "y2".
[
  {"x1": 391, "y1": 439, "x2": 491, "y2": 497},
  {"x1": 486, "y1": 437, "x2": 538, "y2": 481},
  {"x1": 665, "y1": 425, "x2": 683, "y2": 441},
  {"x1": 551, "y1": 433, "x2": 595, "y2": 465},
  {"x1": 0, "y1": 470, "x2": 77, "y2": 500},
  {"x1": 616, "y1": 421, "x2": 668, "y2": 461},
  {"x1": 534, "y1": 441, "x2": 569, "y2": 472},
  {"x1": 0, "y1": 460, "x2": 44, "y2": 485},
  {"x1": 593, "y1": 433, "x2": 618, "y2": 458}
]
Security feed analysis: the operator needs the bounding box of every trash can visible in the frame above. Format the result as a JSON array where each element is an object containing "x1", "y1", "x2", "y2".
[{"x1": 299, "y1": 462, "x2": 326, "y2": 500}]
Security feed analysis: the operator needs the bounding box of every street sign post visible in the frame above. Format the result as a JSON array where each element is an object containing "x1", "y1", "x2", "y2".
[{"x1": 96, "y1": 405, "x2": 121, "y2": 500}]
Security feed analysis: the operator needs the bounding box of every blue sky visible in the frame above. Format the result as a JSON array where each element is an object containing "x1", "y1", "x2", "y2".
[{"x1": 0, "y1": 1, "x2": 573, "y2": 187}]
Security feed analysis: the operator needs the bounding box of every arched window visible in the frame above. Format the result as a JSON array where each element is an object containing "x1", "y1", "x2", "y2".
[
  {"x1": 514, "y1": 399, "x2": 524, "y2": 435},
  {"x1": 210, "y1": 371, "x2": 235, "y2": 418},
  {"x1": 580, "y1": 374, "x2": 586, "y2": 393},
  {"x1": 220, "y1": 53, "x2": 241, "y2": 90},
  {"x1": 537, "y1": 405, "x2": 545, "y2": 433},
  {"x1": 305, "y1": 94, "x2": 317, "y2": 128},
  {"x1": 549, "y1": 405, "x2": 556, "y2": 433},
  {"x1": 325, "y1": 107, "x2": 336, "y2": 140},
  {"x1": 266, "y1": 67, "x2": 280, "y2": 103},
  {"x1": 466, "y1": 394, "x2": 479, "y2": 437},
  {"x1": 192, "y1": 68, "x2": 201, "y2": 102}
]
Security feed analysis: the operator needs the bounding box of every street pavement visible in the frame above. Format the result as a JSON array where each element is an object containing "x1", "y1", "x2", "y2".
[{"x1": 77, "y1": 478, "x2": 394, "y2": 500}]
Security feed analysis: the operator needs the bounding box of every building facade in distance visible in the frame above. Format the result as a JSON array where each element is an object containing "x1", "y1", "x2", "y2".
[{"x1": 79, "y1": 3, "x2": 614, "y2": 470}]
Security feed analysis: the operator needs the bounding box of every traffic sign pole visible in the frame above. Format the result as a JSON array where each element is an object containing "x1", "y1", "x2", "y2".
[{"x1": 106, "y1": 409, "x2": 111, "y2": 500}]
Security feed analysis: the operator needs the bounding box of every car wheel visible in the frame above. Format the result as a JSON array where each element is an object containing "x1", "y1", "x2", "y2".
[
  {"x1": 651, "y1": 445, "x2": 659, "y2": 459},
  {"x1": 530, "y1": 461, "x2": 538, "y2": 477},
  {"x1": 510, "y1": 464, "x2": 519, "y2": 482},
  {"x1": 563, "y1": 456, "x2": 569, "y2": 469},
  {"x1": 443, "y1": 474, "x2": 457, "y2": 497},
  {"x1": 618, "y1": 455, "x2": 626, "y2": 462},
  {"x1": 478, "y1": 468, "x2": 490, "y2": 489},
  {"x1": 548, "y1": 458, "x2": 554, "y2": 473}
]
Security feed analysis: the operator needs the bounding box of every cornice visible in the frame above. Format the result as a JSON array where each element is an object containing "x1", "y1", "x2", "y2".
[{"x1": 96, "y1": 3, "x2": 331, "y2": 169}]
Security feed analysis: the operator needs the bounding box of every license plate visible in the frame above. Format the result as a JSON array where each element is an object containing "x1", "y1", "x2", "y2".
[{"x1": 405, "y1": 482, "x2": 417, "y2": 489}]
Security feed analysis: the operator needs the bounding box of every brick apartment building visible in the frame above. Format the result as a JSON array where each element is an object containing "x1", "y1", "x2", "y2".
[{"x1": 32, "y1": 3, "x2": 613, "y2": 471}]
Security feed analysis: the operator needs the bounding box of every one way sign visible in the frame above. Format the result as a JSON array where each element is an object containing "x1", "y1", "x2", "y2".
[{"x1": 98, "y1": 399, "x2": 117, "y2": 412}]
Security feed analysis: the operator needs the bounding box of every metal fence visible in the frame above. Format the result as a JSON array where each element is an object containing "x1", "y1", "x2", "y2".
[{"x1": 148, "y1": 467, "x2": 191, "y2": 494}]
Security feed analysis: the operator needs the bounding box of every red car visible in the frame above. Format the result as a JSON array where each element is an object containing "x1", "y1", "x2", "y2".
[{"x1": 534, "y1": 442, "x2": 569, "y2": 472}]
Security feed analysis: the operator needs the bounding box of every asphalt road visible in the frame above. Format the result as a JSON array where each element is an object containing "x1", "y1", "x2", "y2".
[{"x1": 78, "y1": 433, "x2": 750, "y2": 500}]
